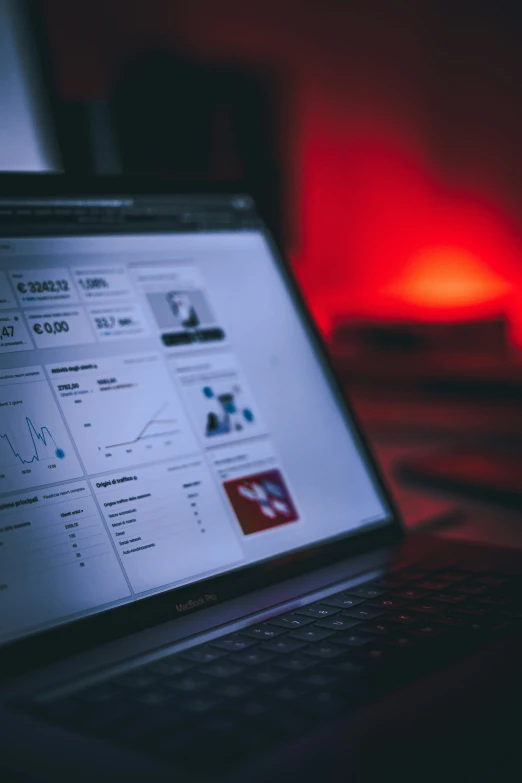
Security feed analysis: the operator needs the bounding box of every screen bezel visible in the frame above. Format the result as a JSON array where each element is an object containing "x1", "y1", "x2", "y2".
[{"x1": 0, "y1": 175, "x2": 404, "y2": 677}]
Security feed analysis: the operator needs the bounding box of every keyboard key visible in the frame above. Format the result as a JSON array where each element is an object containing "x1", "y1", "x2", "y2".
[
  {"x1": 437, "y1": 571, "x2": 472, "y2": 582},
  {"x1": 315, "y1": 615, "x2": 361, "y2": 631},
  {"x1": 183, "y1": 695, "x2": 221, "y2": 716},
  {"x1": 465, "y1": 617, "x2": 514, "y2": 633},
  {"x1": 386, "y1": 611, "x2": 418, "y2": 624},
  {"x1": 294, "y1": 604, "x2": 342, "y2": 619},
  {"x1": 335, "y1": 631, "x2": 374, "y2": 647},
  {"x1": 231, "y1": 649, "x2": 275, "y2": 666},
  {"x1": 330, "y1": 659, "x2": 367, "y2": 675},
  {"x1": 262, "y1": 637, "x2": 307, "y2": 654},
  {"x1": 240, "y1": 623, "x2": 287, "y2": 640},
  {"x1": 289, "y1": 626, "x2": 334, "y2": 642},
  {"x1": 366, "y1": 597, "x2": 406, "y2": 610},
  {"x1": 393, "y1": 588, "x2": 427, "y2": 600},
  {"x1": 166, "y1": 674, "x2": 210, "y2": 692},
  {"x1": 478, "y1": 595, "x2": 511, "y2": 607},
  {"x1": 212, "y1": 681, "x2": 255, "y2": 699},
  {"x1": 352, "y1": 646, "x2": 391, "y2": 664},
  {"x1": 387, "y1": 635, "x2": 417, "y2": 649},
  {"x1": 297, "y1": 671, "x2": 339, "y2": 688},
  {"x1": 359, "y1": 620, "x2": 399, "y2": 636},
  {"x1": 411, "y1": 624, "x2": 447, "y2": 637},
  {"x1": 181, "y1": 645, "x2": 228, "y2": 664},
  {"x1": 475, "y1": 574, "x2": 509, "y2": 586},
  {"x1": 431, "y1": 592, "x2": 467, "y2": 604},
  {"x1": 200, "y1": 661, "x2": 244, "y2": 679},
  {"x1": 243, "y1": 667, "x2": 288, "y2": 685},
  {"x1": 268, "y1": 613, "x2": 317, "y2": 629},
  {"x1": 458, "y1": 583, "x2": 489, "y2": 596},
  {"x1": 434, "y1": 613, "x2": 466, "y2": 627},
  {"x1": 114, "y1": 671, "x2": 157, "y2": 690},
  {"x1": 303, "y1": 642, "x2": 346, "y2": 659},
  {"x1": 275, "y1": 653, "x2": 318, "y2": 672},
  {"x1": 342, "y1": 606, "x2": 384, "y2": 620},
  {"x1": 129, "y1": 690, "x2": 176, "y2": 707},
  {"x1": 408, "y1": 602, "x2": 444, "y2": 615},
  {"x1": 212, "y1": 634, "x2": 258, "y2": 652},
  {"x1": 233, "y1": 698, "x2": 272, "y2": 718},
  {"x1": 416, "y1": 579, "x2": 452, "y2": 591},
  {"x1": 146, "y1": 658, "x2": 194, "y2": 677},
  {"x1": 454, "y1": 603, "x2": 491, "y2": 617},
  {"x1": 270, "y1": 684, "x2": 308, "y2": 702},
  {"x1": 321, "y1": 594, "x2": 365, "y2": 609},
  {"x1": 346, "y1": 585, "x2": 387, "y2": 599}
]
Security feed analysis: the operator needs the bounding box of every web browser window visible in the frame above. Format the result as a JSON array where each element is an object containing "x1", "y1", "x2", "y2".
[{"x1": 0, "y1": 221, "x2": 390, "y2": 645}]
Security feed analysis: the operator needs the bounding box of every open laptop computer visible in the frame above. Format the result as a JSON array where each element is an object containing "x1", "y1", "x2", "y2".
[{"x1": 0, "y1": 177, "x2": 521, "y2": 783}]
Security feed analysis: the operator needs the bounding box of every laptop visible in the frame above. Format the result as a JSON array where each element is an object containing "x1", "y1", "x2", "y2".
[{"x1": 0, "y1": 178, "x2": 521, "y2": 783}]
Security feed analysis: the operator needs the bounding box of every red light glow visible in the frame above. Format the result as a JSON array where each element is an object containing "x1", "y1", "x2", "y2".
[
  {"x1": 384, "y1": 247, "x2": 511, "y2": 309},
  {"x1": 293, "y1": 132, "x2": 521, "y2": 337}
]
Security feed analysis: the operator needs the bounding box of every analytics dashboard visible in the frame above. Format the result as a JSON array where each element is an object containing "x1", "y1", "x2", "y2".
[{"x1": 0, "y1": 224, "x2": 389, "y2": 645}]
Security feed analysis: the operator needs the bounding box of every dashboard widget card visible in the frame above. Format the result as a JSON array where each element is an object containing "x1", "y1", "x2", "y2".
[
  {"x1": 48, "y1": 354, "x2": 199, "y2": 474},
  {"x1": 223, "y1": 469, "x2": 299, "y2": 535},
  {"x1": 0, "y1": 312, "x2": 33, "y2": 353},
  {"x1": 0, "y1": 366, "x2": 83, "y2": 493},
  {"x1": 0, "y1": 481, "x2": 130, "y2": 644},
  {"x1": 25, "y1": 308, "x2": 95, "y2": 349},
  {"x1": 87, "y1": 303, "x2": 150, "y2": 341},
  {"x1": 172, "y1": 352, "x2": 264, "y2": 446},
  {"x1": 132, "y1": 263, "x2": 226, "y2": 349},
  {"x1": 73, "y1": 267, "x2": 133, "y2": 301},
  {"x1": 92, "y1": 459, "x2": 243, "y2": 593},
  {"x1": 10, "y1": 268, "x2": 77, "y2": 306}
]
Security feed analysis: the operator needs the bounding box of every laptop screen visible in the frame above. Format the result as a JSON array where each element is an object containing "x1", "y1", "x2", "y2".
[{"x1": 0, "y1": 193, "x2": 392, "y2": 646}]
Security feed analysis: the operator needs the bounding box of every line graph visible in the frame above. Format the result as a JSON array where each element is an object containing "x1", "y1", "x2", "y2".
[
  {"x1": 0, "y1": 377, "x2": 82, "y2": 493},
  {"x1": 0, "y1": 416, "x2": 66, "y2": 464},
  {"x1": 50, "y1": 354, "x2": 199, "y2": 473},
  {"x1": 105, "y1": 402, "x2": 178, "y2": 449}
]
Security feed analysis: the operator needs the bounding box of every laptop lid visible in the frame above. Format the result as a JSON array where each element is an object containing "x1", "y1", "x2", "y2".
[{"x1": 0, "y1": 177, "x2": 401, "y2": 667}]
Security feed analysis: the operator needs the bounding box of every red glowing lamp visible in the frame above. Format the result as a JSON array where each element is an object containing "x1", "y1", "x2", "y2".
[{"x1": 381, "y1": 246, "x2": 512, "y2": 319}]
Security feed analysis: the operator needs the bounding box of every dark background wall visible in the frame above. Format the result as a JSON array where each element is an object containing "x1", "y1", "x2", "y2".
[{"x1": 39, "y1": 0, "x2": 522, "y2": 340}]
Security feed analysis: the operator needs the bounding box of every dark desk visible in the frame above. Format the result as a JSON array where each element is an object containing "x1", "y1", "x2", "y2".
[{"x1": 347, "y1": 387, "x2": 522, "y2": 549}]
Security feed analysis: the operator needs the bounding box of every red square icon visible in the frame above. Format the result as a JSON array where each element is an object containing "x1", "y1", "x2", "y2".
[{"x1": 223, "y1": 469, "x2": 299, "y2": 535}]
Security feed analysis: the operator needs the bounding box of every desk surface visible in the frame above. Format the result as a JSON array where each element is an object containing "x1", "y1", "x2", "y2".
[{"x1": 349, "y1": 390, "x2": 522, "y2": 551}]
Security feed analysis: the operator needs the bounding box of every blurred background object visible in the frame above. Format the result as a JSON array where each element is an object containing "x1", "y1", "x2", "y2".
[
  {"x1": 2, "y1": 0, "x2": 522, "y2": 532},
  {"x1": 0, "y1": 0, "x2": 59, "y2": 170}
]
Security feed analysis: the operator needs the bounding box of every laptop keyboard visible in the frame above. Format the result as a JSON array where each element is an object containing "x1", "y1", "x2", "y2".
[{"x1": 26, "y1": 562, "x2": 522, "y2": 771}]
